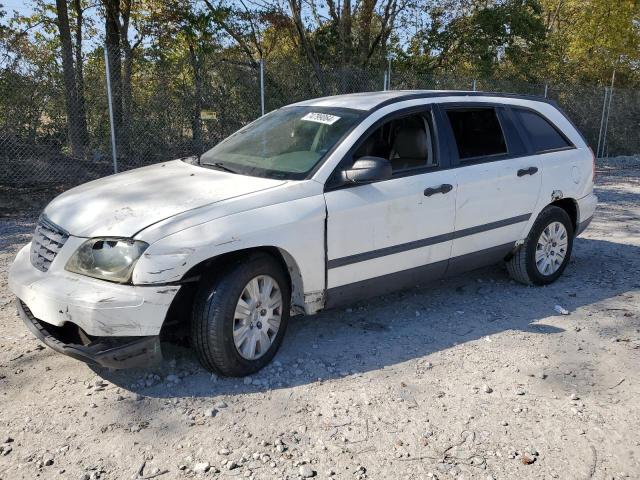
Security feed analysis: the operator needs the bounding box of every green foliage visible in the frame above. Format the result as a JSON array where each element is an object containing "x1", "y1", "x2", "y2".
[
  {"x1": 0, "y1": 0, "x2": 638, "y2": 186},
  {"x1": 406, "y1": 0, "x2": 548, "y2": 80},
  {"x1": 541, "y1": 0, "x2": 640, "y2": 86}
]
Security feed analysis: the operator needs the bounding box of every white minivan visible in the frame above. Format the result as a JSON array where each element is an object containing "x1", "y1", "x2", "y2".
[{"x1": 9, "y1": 90, "x2": 597, "y2": 376}]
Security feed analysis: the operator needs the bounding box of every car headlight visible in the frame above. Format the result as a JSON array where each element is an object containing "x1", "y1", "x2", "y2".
[{"x1": 65, "y1": 238, "x2": 148, "y2": 283}]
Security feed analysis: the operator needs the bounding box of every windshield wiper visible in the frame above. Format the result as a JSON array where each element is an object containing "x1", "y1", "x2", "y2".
[{"x1": 206, "y1": 162, "x2": 238, "y2": 174}]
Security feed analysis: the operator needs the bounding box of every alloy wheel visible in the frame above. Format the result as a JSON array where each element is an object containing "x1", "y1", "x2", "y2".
[{"x1": 233, "y1": 275, "x2": 283, "y2": 360}]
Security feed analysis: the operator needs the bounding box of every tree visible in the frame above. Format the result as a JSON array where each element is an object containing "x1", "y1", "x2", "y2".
[
  {"x1": 202, "y1": 0, "x2": 268, "y2": 67},
  {"x1": 55, "y1": 0, "x2": 88, "y2": 157},
  {"x1": 541, "y1": 0, "x2": 640, "y2": 85},
  {"x1": 407, "y1": 0, "x2": 548, "y2": 80},
  {"x1": 173, "y1": 4, "x2": 219, "y2": 152},
  {"x1": 285, "y1": 0, "x2": 406, "y2": 74},
  {"x1": 102, "y1": 0, "x2": 124, "y2": 156}
]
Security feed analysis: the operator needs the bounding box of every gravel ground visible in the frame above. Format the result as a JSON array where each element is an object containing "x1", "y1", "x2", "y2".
[{"x1": 1, "y1": 162, "x2": 639, "y2": 480}]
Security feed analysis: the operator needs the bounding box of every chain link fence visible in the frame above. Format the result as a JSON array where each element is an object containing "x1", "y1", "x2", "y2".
[{"x1": 1, "y1": 47, "x2": 639, "y2": 195}]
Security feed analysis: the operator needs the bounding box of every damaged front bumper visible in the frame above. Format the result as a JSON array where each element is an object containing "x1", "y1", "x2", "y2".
[
  {"x1": 8, "y1": 244, "x2": 180, "y2": 337},
  {"x1": 8, "y1": 242, "x2": 181, "y2": 369},
  {"x1": 17, "y1": 300, "x2": 162, "y2": 369}
]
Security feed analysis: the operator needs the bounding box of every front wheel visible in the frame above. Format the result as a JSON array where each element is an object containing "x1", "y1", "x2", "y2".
[
  {"x1": 191, "y1": 253, "x2": 290, "y2": 376},
  {"x1": 507, "y1": 205, "x2": 574, "y2": 286}
]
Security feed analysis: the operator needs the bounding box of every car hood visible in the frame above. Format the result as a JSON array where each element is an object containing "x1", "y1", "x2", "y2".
[{"x1": 44, "y1": 160, "x2": 287, "y2": 238}]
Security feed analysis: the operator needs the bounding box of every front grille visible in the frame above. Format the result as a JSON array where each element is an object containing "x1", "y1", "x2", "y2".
[{"x1": 30, "y1": 216, "x2": 69, "y2": 272}]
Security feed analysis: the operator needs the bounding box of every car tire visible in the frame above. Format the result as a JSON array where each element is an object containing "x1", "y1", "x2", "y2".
[
  {"x1": 191, "y1": 253, "x2": 290, "y2": 376},
  {"x1": 507, "y1": 205, "x2": 574, "y2": 286}
]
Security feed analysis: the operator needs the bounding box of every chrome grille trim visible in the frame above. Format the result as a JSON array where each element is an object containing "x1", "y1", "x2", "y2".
[{"x1": 30, "y1": 216, "x2": 69, "y2": 272}]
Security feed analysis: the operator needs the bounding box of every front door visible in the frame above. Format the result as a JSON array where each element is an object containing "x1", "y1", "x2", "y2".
[{"x1": 323, "y1": 107, "x2": 457, "y2": 306}]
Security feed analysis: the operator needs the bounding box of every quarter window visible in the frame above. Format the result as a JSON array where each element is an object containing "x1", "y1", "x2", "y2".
[
  {"x1": 446, "y1": 108, "x2": 507, "y2": 160},
  {"x1": 513, "y1": 108, "x2": 571, "y2": 153}
]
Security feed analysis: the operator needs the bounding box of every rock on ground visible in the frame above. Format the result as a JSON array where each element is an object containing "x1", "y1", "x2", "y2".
[{"x1": 0, "y1": 161, "x2": 639, "y2": 479}]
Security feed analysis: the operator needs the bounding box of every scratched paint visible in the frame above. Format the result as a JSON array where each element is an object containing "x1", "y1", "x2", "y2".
[{"x1": 8, "y1": 93, "x2": 595, "y2": 342}]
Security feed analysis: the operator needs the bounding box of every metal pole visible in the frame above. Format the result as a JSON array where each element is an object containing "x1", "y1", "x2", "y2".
[
  {"x1": 383, "y1": 71, "x2": 388, "y2": 91},
  {"x1": 596, "y1": 87, "x2": 609, "y2": 158},
  {"x1": 601, "y1": 70, "x2": 616, "y2": 159},
  {"x1": 387, "y1": 57, "x2": 392, "y2": 90},
  {"x1": 259, "y1": 58, "x2": 265, "y2": 116},
  {"x1": 472, "y1": 79, "x2": 477, "y2": 91},
  {"x1": 544, "y1": 83, "x2": 548, "y2": 98},
  {"x1": 104, "y1": 45, "x2": 118, "y2": 174}
]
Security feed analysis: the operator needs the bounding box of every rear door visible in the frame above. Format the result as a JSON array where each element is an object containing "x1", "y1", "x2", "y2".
[{"x1": 436, "y1": 103, "x2": 542, "y2": 272}]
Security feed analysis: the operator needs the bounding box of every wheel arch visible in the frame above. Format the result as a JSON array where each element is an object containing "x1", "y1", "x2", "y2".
[
  {"x1": 549, "y1": 198, "x2": 578, "y2": 233},
  {"x1": 508, "y1": 198, "x2": 578, "y2": 263},
  {"x1": 165, "y1": 245, "x2": 304, "y2": 322}
]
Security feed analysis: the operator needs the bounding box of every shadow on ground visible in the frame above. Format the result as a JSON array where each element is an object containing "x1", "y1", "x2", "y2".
[{"x1": 92, "y1": 236, "x2": 639, "y2": 400}]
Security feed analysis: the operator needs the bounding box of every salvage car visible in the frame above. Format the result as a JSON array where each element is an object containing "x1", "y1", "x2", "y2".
[{"x1": 9, "y1": 90, "x2": 597, "y2": 376}]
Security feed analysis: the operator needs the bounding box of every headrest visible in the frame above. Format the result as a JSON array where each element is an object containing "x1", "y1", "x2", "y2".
[{"x1": 392, "y1": 126, "x2": 428, "y2": 159}]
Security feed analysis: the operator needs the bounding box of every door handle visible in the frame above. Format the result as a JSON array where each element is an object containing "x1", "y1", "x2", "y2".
[
  {"x1": 424, "y1": 184, "x2": 453, "y2": 197},
  {"x1": 517, "y1": 167, "x2": 538, "y2": 177}
]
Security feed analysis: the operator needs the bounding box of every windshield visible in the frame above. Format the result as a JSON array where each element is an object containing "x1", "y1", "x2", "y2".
[{"x1": 199, "y1": 106, "x2": 362, "y2": 179}]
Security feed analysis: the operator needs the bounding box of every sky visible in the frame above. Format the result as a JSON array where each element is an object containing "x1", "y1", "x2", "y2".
[
  {"x1": 2, "y1": 0, "x2": 34, "y2": 16},
  {"x1": 1, "y1": 0, "x2": 420, "y2": 51}
]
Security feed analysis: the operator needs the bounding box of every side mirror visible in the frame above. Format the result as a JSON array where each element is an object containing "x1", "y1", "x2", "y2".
[{"x1": 343, "y1": 156, "x2": 392, "y2": 184}]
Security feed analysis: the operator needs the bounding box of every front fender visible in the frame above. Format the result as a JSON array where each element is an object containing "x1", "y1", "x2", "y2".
[{"x1": 131, "y1": 194, "x2": 327, "y2": 298}]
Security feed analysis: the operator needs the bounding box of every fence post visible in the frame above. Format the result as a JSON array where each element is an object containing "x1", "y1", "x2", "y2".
[
  {"x1": 259, "y1": 58, "x2": 265, "y2": 116},
  {"x1": 544, "y1": 83, "x2": 548, "y2": 98},
  {"x1": 601, "y1": 87, "x2": 614, "y2": 159},
  {"x1": 601, "y1": 70, "x2": 616, "y2": 159},
  {"x1": 383, "y1": 71, "x2": 388, "y2": 91},
  {"x1": 104, "y1": 45, "x2": 118, "y2": 174},
  {"x1": 472, "y1": 79, "x2": 477, "y2": 91},
  {"x1": 596, "y1": 87, "x2": 609, "y2": 158},
  {"x1": 387, "y1": 57, "x2": 392, "y2": 90}
]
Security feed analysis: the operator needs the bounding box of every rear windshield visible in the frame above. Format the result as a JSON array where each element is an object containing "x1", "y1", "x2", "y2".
[{"x1": 199, "y1": 106, "x2": 362, "y2": 179}]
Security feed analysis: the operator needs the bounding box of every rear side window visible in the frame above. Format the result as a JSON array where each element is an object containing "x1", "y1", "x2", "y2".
[
  {"x1": 513, "y1": 108, "x2": 571, "y2": 153},
  {"x1": 445, "y1": 108, "x2": 507, "y2": 159}
]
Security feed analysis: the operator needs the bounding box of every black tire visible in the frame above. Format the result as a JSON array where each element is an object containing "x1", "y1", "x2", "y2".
[
  {"x1": 507, "y1": 205, "x2": 574, "y2": 286},
  {"x1": 191, "y1": 253, "x2": 290, "y2": 377}
]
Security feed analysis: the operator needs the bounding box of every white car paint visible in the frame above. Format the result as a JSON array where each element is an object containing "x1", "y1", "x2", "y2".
[
  {"x1": 325, "y1": 169, "x2": 456, "y2": 289},
  {"x1": 44, "y1": 160, "x2": 287, "y2": 238},
  {"x1": 9, "y1": 240, "x2": 178, "y2": 336},
  {"x1": 450, "y1": 155, "x2": 543, "y2": 258},
  {"x1": 133, "y1": 188, "x2": 327, "y2": 310},
  {"x1": 9, "y1": 90, "x2": 596, "y2": 343}
]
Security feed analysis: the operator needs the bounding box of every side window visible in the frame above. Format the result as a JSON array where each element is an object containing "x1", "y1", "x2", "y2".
[
  {"x1": 445, "y1": 108, "x2": 507, "y2": 160},
  {"x1": 513, "y1": 108, "x2": 571, "y2": 153},
  {"x1": 353, "y1": 112, "x2": 436, "y2": 172}
]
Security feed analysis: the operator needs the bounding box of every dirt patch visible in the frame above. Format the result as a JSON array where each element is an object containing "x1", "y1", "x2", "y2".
[{"x1": 0, "y1": 164, "x2": 638, "y2": 479}]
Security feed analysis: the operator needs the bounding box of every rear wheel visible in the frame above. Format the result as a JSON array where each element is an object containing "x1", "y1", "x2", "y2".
[
  {"x1": 191, "y1": 253, "x2": 290, "y2": 376},
  {"x1": 507, "y1": 205, "x2": 574, "y2": 286}
]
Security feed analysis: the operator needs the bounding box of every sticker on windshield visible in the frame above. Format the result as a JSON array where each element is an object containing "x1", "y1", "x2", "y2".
[{"x1": 301, "y1": 112, "x2": 341, "y2": 125}]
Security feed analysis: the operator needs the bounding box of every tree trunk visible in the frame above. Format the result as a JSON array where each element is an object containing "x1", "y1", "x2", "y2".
[
  {"x1": 188, "y1": 44, "x2": 203, "y2": 154},
  {"x1": 55, "y1": 0, "x2": 85, "y2": 158},
  {"x1": 288, "y1": 0, "x2": 327, "y2": 93},
  {"x1": 358, "y1": 0, "x2": 375, "y2": 65},
  {"x1": 119, "y1": 0, "x2": 133, "y2": 158},
  {"x1": 341, "y1": 0, "x2": 352, "y2": 62},
  {"x1": 103, "y1": 0, "x2": 123, "y2": 159},
  {"x1": 72, "y1": 0, "x2": 88, "y2": 152}
]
